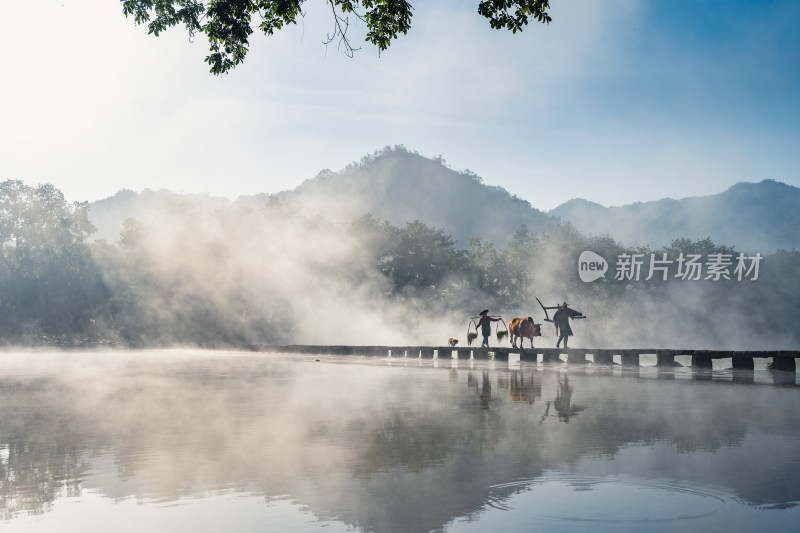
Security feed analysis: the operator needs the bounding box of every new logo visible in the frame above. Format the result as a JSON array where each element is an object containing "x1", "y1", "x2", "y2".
[{"x1": 578, "y1": 251, "x2": 608, "y2": 282}]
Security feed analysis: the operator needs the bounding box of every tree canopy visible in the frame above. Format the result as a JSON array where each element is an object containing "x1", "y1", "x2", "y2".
[
  {"x1": 0, "y1": 181, "x2": 108, "y2": 338},
  {"x1": 121, "y1": 0, "x2": 552, "y2": 74},
  {"x1": 7, "y1": 179, "x2": 796, "y2": 349}
]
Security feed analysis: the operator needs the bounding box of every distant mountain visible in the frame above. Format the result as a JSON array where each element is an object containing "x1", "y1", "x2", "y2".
[
  {"x1": 89, "y1": 149, "x2": 796, "y2": 253},
  {"x1": 276, "y1": 147, "x2": 558, "y2": 246},
  {"x1": 89, "y1": 189, "x2": 231, "y2": 242},
  {"x1": 550, "y1": 179, "x2": 800, "y2": 252},
  {"x1": 89, "y1": 147, "x2": 558, "y2": 247}
]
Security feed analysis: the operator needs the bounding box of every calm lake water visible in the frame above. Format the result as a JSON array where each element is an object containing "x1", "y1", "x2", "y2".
[{"x1": 1, "y1": 350, "x2": 799, "y2": 532}]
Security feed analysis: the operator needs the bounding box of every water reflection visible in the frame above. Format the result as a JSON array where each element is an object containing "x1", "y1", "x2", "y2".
[
  {"x1": 0, "y1": 351, "x2": 799, "y2": 532},
  {"x1": 553, "y1": 374, "x2": 586, "y2": 423},
  {"x1": 508, "y1": 372, "x2": 540, "y2": 406}
]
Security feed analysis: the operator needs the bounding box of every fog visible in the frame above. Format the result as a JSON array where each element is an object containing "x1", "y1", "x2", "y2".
[
  {"x1": 84, "y1": 184, "x2": 797, "y2": 351},
  {"x1": 95, "y1": 199, "x2": 468, "y2": 346},
  {"x1": 3, "y1": 158, "x2": 793, "y2": 350},
  {"x1": 496, "y1": 224, "x2": 793, "y2": 351}
]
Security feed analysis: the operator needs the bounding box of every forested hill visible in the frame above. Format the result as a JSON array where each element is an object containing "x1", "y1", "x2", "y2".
[
  {"x1": 89, "y1": 188, "x2": 231, "y2": 242},
  {"x1": 88, "y1": 148, "x2": 797, "y2": 253},
  {"x1": 550, "y1": 179, "x2": 800, "y2": 252},
  {"x1": 89, "y1": 147, "x2": 556, "y2": 246},
  {"x1": 276, "y1": 147, "x2": 558, "y2": 247},
  {"x1": 6, "y1": 173, "x2": 800, "y2": 349}
]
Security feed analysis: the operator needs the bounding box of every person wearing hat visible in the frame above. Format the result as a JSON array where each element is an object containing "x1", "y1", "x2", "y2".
[
  {"x1": 476, "y1": 309, "x2": 500, "y2": 348},
  {"x1": 553, "y1": 302, "x2": 583, "y2": 349}
]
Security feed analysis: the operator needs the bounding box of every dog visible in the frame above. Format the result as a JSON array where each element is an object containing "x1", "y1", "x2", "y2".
[{"x1": 448, "y1": 338, "x2": 459, "y2": 347}]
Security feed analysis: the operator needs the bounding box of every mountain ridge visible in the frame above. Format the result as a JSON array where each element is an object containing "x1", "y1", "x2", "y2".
[
  {"x1": 550, "y1": 179, "x2": 799, "y2": 251},
  {"x1": 273, "y1": 147, "x2": 557, "y2": 246},
  {"x1": 87, "y1": 148, "x2": 798, "y2": 252}
]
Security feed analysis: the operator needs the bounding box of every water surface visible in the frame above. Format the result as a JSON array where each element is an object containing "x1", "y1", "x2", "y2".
[{"x1": 0, "y1": 350, "x2": 798, "y2": 532}]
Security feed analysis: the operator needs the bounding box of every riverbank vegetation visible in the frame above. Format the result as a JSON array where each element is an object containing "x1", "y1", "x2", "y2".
[{"x1": 1, "y1": 180, "x2": 798, "y2": 348}]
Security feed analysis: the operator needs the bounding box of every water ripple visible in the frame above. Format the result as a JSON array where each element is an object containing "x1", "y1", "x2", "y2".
[{"x1": 486, "y1": 474, "x2": 728, "y2": 523}]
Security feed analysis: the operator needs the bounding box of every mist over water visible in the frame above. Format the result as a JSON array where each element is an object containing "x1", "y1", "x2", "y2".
[{"x1": 1, "y1": 350, "x2": 798, "y2": 532}]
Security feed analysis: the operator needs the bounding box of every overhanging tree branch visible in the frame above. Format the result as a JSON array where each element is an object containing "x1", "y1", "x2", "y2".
[
  {"x1": 121, "y1": 1, "x2": 552, "y2": 74},
  {"x1": 323, "y1": 0, "x2": 361, "y2": 57}
]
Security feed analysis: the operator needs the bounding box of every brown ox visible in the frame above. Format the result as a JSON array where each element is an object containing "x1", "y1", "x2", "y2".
[{"x1": 509, "y1": 317, "x2": 542, "y2": 349}]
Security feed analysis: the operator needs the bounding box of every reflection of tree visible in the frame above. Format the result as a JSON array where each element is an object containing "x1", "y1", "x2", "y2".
[
  {"x1": 0, "y1": 443, "x2": 88, "y2": 520},
  {"x1": 2, "y1": 357, "x2": 800, "y2": 531},
  {"x1": 0, "y1": 379, "x2": 90, "y2": 519},
  {"x1": 352, "y1": 413, "x2": 463, "y2": 476},
  {"x1": 553, "y1": 374, "x2": 586, "y2": 423}
]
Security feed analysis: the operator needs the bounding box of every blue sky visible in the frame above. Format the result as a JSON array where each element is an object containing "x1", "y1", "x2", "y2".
[{"x1": 0, "y1": 0, "x2": 797, "y2": 211}]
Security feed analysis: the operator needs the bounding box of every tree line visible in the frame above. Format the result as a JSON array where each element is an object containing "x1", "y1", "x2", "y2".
[{"x1": 1, "y1": 179, "x2": 798, "y2": 348}]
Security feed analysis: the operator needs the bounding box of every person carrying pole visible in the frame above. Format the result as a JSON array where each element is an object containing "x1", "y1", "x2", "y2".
[
  {"x1": 476, "y1": 309, "x2": 501, "y2": 348},
  {"x1": 553, "y1": 302, "x2": 585, "y2": 349}
]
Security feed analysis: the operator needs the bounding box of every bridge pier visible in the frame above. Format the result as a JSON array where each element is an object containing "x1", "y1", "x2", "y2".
[
  {"x1": 492, "y1": 349, "x2": 510, "y2": 362},
  {"x1": 770, "y1": 356, "x2": 797, "y2": 386},
  {"x1": 691, "y1": 350, "x2": 714, "y2": 380},
  {"x1": 656, "y1": 351, "x2": 675, "y2": 367},
  {"x1": 471, "y1": 347, "x2": 505, "y2": 360},
  {"x1": 568, "y1": 351, "x2": 588, "y2": 364},
  {"x1": 542, "y1": 351, "x2": 563, "y2": 364},
  {"x1": 592, "y1": 351, "x2": 614, "y2": 365},
  {"x1": 621, "y1": 352, "x2": 639, "y2": 367},
  {"x1": 692, "y1": 353, "x2": 713, "y2": 369},
  {"x1": 771, "y1": 356, "x2": 797, "y2": 372}
]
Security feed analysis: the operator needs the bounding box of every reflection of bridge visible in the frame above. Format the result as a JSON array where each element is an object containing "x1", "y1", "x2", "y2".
[{"x1": 232, "y1": 345, "x2": 800, "y2": 372}]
